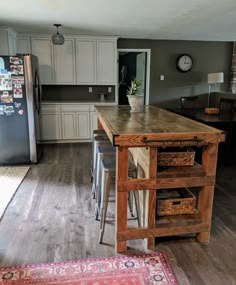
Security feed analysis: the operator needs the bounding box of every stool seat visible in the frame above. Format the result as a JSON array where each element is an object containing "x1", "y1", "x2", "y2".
[
  {"x1": 93, "y1": 130, "x2": 106, "y2": 135},
  {"x1": 102, "y1": 157, "x2": 136, "y2": 178}
]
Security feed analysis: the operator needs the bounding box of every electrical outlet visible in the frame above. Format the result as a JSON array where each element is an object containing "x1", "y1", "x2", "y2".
[
  {"x1": 108, "y1": 87, "x2": 112, "y2": 93},
  {"x1": 89, "y1": 87, "x2": 93, "y2": 93}
]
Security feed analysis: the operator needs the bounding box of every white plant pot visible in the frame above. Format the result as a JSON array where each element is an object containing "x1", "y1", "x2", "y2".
[{"x1": 127, "y1": 95, "x2": 144, "y2": 112}]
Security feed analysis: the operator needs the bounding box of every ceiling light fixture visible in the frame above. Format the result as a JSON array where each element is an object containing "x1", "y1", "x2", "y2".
[{"x1": 52, "y1": 24, "x2": 64, "y2": 45}]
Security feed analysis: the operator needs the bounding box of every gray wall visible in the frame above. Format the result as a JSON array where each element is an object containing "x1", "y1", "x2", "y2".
[{"x1": 118, "y1": 39, "x2": 233, "y2": 108}]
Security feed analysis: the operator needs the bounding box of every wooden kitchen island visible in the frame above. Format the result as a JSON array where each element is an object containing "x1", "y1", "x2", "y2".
[{"x1": 95, "y1": 105, "x2": 225, "y2": 253}]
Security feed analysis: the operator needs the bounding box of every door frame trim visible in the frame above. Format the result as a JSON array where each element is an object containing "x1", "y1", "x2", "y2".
[{"x1": 117, "y1": 48, "x2": 151, "y2": 105}]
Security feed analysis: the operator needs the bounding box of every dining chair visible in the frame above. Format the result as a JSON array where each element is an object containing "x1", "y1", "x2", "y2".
[
  {"x1": 219, "y1": 98, "x2": 235, "y2": 114},
  {"x1": 180, "y1": 96, "x2": 199, "y2": 110}
]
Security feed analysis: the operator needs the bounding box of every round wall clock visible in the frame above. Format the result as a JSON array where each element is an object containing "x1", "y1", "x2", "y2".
[{"x1": 176, "y1": 54, "x2": 193, "y2": 72}]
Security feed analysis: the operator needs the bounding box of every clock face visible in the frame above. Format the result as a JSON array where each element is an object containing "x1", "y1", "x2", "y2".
[{"x1": 176, "y1": 54, "x2": 193, "y2": 72}]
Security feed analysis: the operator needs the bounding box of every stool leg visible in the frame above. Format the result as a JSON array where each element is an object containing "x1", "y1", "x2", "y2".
[
  {"x1": 133, "y1": 191, "x2": 141, "y2": 227},
  {"x1": 95, "y1": 157, "x2": 102, "y2": 220},
  {"x1": 128, "y1": 192, "x2": 134, "y2": 217},
  {"x1": 92, "y1": 144, "x2": 98, "y2": 199},
  {"x1": 99, "y1": 171, "x2": 111, "y2": 243}
]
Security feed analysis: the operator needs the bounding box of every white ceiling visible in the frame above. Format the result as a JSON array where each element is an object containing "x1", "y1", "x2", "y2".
[{"x1": 0, "y1": 0, "x2": 236, "y2": 41}]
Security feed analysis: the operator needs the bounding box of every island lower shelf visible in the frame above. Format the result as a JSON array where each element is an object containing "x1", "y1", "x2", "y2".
[{"x1": 117, "y1": 212, "x2": 209, "y2": 241}]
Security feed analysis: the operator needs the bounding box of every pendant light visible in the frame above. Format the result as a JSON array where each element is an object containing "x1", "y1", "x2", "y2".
[{"x1": 52, "y1": 24, "x2": 64, "y2": 45}]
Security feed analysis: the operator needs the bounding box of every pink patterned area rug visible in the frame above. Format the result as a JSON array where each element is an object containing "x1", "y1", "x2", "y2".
[{"x1": 0, "y1": 253, "x2": 178, "y2": 285}]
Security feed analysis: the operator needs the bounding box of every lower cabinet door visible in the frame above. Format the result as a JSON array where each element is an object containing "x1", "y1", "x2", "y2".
[
  {"x1": 76, "y1": 112, "x2": 90, "y2": 139},
  {"x1": 40, "y1": 113, "x2": 61, "y2": 140},
  {"x1": 61, "y1": 112, "x2": 77, "y2": 139}
]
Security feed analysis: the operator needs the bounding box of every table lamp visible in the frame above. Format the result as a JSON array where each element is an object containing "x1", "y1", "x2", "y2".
[{"x1": 207, "y1": 72, "x2": 224, "y2": 107}]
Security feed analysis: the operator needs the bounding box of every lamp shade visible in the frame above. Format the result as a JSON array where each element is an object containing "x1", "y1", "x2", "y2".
[{"x1": 208, "y1": 72, "x2": 224, "y2": 84}]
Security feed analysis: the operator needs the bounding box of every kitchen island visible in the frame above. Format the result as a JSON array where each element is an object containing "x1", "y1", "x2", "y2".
[{"x1": 95, "y1": 105, "x2": 225, "y2": 253}]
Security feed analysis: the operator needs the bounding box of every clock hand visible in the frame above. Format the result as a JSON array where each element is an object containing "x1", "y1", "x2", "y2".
[{"x1": 184, "y1": 56, "x2": 186, "y2": 64}]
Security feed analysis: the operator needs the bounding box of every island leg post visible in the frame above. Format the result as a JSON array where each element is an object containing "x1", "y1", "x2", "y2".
[
  {"x1": 197, "y1": 143, "x2": 218, "y2": 242},
  {"x1": 146, "y1": 147, "x2": 157, "y2": 249},
  {"x1": 116, "y1": 146, "x2": 128, "y2": 252}
]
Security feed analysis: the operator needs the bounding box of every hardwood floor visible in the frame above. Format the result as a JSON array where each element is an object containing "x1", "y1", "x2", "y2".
[{"x1": 0, "y1": 143, "x2": 235, "y2": 284}]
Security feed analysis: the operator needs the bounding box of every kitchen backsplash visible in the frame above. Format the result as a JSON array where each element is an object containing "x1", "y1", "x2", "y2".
[{"x1": 42, "y1": 85, "x2": 116, "y2": 102}]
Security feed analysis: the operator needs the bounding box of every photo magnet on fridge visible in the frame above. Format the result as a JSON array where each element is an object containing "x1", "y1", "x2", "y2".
[
  {"x1": 14, "y1": 102, "x2": 22, "y2": 108},
  {"x1": 14, "y1": 84, "x2": 22, "y2": 88},
  {"x1": 0, "y1": 78, "x2": 12, "y2": 91},
  {"x1": 12, "y1": 76, "x2": 24, "y2": 85},
  {"x1": 10, "y1": 65, "x2": 24, "y2": 75},
  {"x1": 13, "y1": 88, "x2": 23, "y2": 98},
  {"x1": 10, "y1": 57, "x2": 23, "y2": 65},
  {"x1": 4, "y1": 105, "x2": 14, "y2": 116},
  {"x1": 0, "y1": 105, "x2": 4, "y2": 115},
  {"x1": 0, "y1": 91, "x2": 13, "y2": 103}
]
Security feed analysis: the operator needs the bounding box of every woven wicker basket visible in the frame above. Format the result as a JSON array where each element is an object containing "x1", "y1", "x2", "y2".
[
  {"x1": 157, "y1": 147, "x2": 195, "y2": 167},
  {"x1": 156, "y1": 188, "x2": 196, "y2": 216}
]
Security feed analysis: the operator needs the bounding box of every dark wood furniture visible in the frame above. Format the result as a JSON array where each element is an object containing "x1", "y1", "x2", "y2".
[
  {"x1": 170, "y1": 108, "x2": 236, "y2": 124},
  {"x1": 95, "y1": 105, "x2": 225, "y2": 253},
  {"x1": 170, "y1": 108, "x2": 236, "y2": 163},
  {"x1": 181, "y1": 96, "x2": 199, "y2": 110},
  {"x1": 219, "y1": 98, "x2": 235, "y2": 114}
]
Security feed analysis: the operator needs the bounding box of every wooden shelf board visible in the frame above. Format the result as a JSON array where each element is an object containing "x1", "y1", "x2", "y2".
[
  {"x1": 157, "y1": 163, "x2": 205, "y2": 179},
  {"x1": 117, "y1": 213, "x2": 210, "y2": 241}
]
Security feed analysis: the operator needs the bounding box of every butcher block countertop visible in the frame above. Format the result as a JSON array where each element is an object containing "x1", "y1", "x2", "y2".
[{"x1": 95, "y1": 105, "x2": 225, "y2": 147}]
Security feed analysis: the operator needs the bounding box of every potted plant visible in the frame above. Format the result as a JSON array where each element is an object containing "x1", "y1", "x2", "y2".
[{"x1": 127, "y1": 79, "x2": 144, "y2": 112}]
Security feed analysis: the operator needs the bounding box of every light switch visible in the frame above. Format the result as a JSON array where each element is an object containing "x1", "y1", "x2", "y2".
[
  {"x1": 108, "y1": 87, "x2": 112, "y2": 93},
  {"x1": 160, "y1": 75, "x2": 165, "y2": 81},
  {"x1": 89, "y1": 87, "x2": 93, "y2": 93}
]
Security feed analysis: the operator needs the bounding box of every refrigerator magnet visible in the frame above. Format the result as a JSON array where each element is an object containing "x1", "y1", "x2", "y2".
[
  {"x1": 14, "y1": 102, "x2": 22, "y2": 108},
  {"x1": 12, "y1": 76, "x2": 24, "y2": 85},
  {"x1": 14, "y1": 84, "x2": 22, "y2": 88},
  {"x1": 10, "y1": 57, "x2": 23, "y2": 65},
  {"x1": 0, "y1": 105, "x2": 4, "y2": 115},
  {"x1": 18, "y1": 109, "x2": 24, "y2": 115},
  {"x1": 4, "y1": 105, "x2": 14, "y2": 116},
  {"x1": 0, "y1": 78, "x2": 12, "y2": 91},
  {"x1": 10, "y1": 65, "x2": 24, "y2": 75},
  {"x1": 13, "y1": 88, "x2": 23, "y2": 98},
  {"x1": 0, "y1": 92, "x2": 13, "y2": 103}
]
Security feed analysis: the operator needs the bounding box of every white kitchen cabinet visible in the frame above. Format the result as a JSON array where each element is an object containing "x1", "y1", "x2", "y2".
[
  {"x1": 16, "y1": 37, "x2": 31, "y2": 54},
  {"x1": 61, "y1": 112, "x2": 77, "y2": 139},
  {"x1": 0, "y1": 28, "x2": 16, "y2": 55},
  {"x1": 40, "y1": 103, "x2": 116, "y2": 142},
  {"x1": 31, "y1": 38, "x2": 54, "y2": 84},
  {"x1": 96, "y1": 40, "x2": 116, "y2": 84},
  {"x1": 76, "y1": 39, "x2": 96, "y2": 84},
  {"x1": 76, "y1": 112, "x2": 90, "y2": 138},
  {"x1": 40, "y1": 113, "x2": 61, "y2": 140},
  {"x1": 54, "y1": 39, "x2": 76, "y2": 84}
]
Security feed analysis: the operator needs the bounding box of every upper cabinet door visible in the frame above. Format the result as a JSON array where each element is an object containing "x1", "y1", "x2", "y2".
[
  {"x1": 31, "y1": 38, "x2": 54, "y2": 84},
  {"x1": 0, "y1": 28, "x2": 16, "y2": 55},
  {"x1": 54, "y1": 39, "x2": 76, "y2": 84},
  {"x1": 96, "y1": 40, "x2": 116, "y2": 84},
  {"x1": 16, "y1": 37, "x2": 31, "y2": 54},
  {"x1": 76, "y1": 40, "x2": 96, "y2": 84}
]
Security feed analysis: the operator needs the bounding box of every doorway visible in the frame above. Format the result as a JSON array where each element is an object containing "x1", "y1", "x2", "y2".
[{"x1": 117, "y1": 49, "x2": 151, "y2": 105}]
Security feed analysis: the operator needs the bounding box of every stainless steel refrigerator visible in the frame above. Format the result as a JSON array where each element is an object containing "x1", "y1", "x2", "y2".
[{"x1": 0, "y1": 54, "x2": 42, "y2": 165}]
